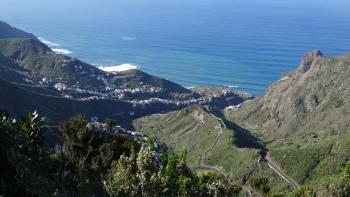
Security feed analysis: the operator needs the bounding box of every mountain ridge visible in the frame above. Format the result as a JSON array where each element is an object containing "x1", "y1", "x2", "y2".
[
  {"x1": 0, "y1": 21, "x2": 36, "y2": 39},
  {"x1": 226, "y1": 50, "x2": 350, "y2": 140}
]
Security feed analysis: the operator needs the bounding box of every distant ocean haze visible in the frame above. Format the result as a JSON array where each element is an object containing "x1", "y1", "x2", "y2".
[{"x1": 1, "y1": 0, "x2": 350, "y2": 95}]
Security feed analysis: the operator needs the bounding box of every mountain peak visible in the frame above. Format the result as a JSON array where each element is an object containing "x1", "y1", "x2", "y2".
[{"x1": 298, "y1": 50, "x2": 324, "y2": 73}]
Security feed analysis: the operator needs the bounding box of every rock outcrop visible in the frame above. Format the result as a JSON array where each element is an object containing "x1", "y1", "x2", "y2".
[
  {"x1": 226, "y1": 51, "x2": 350, "y2": 139},
  {"x1": 298, "y1": 50, "x2": 324, "y2": 73}
]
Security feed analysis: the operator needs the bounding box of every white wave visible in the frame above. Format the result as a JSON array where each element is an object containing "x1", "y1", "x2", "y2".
[
  {"x1": 38, "y1": 37, "x2": 73, "y2": 55},
  {"x1": 227, "y1": 85, "x2": 239, "y2": 88},
  {"x1": 98, "y1": 64, "x2": 138, "y2": 73},
  {"x1": 185, "y1": 86, "x2": 196, "y2": 89},
  {"x1": 278, "y1": 76, "x2": 290, "y2": 82},
  {"x1": 52, "y1": 48, "x2": 73, "y2": 55},
  {"x1": 121, "y1": 36, "x2": 136, "y2": 41},
  {"x1": 37, "y1": 37, "x2": 60, "y2": 47}
]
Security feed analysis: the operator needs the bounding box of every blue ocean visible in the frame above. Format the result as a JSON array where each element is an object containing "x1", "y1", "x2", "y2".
[{"x1": 1, "y1": 0, "x2": 350, "y2": 95}]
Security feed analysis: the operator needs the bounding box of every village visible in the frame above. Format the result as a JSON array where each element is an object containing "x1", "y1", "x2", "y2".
[
  {"x1": 22, "y1": 73, "x2": 252, "y2": 117},
  {"x1": 87, "y1": 119, "x2": 163, "y2": 151}
]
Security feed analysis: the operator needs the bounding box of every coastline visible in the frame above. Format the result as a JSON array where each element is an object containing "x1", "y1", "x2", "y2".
[{"x1": 37, "y1": 36, "x2": 255, "y2": 96}]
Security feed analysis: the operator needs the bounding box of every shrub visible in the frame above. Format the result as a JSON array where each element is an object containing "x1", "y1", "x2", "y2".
[
  {"x1": 289, "y1": 186, "x2": 313, "y2": 197},
  {"x1": 249, "y1": 176, "x2": 270, "y2": 195}
]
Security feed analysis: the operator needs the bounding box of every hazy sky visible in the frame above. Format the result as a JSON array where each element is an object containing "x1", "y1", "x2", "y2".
[{"x1": 1, "y1": 0, "x2": 350, "y2": 19}]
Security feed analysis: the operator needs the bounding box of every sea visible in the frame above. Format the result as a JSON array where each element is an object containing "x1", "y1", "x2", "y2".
[{"x1": 1, "y1": 0, "x2": 350, "y2": 95}]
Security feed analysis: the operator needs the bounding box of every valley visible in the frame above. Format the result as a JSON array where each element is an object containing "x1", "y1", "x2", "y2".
[{"x1": 0, "y1": 20, "x2": 349, "y2": 196}]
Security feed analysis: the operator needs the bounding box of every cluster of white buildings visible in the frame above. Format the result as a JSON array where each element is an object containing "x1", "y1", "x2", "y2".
[{"x1": 87, "y1": 120, "x2": 161, "y2": 149}]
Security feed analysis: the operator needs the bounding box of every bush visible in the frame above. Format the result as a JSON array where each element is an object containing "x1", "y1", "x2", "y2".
[
  {"x1": 329, "y1": 94, "x2": 344, "y2": 108},
  {"x1": 249, "y1": 176, "x2": 270, "y2": 194},
  {"x1": 289, "y1": 186, "x2": 313, "y2": 197},
  {"x1": 0, "y1": 112, "x2": 242, "y2": 197}
]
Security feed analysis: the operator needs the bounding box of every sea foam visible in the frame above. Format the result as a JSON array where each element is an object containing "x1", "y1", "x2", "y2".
[
  {"x1": 38, "y1": 37, "x2": 72, "y2": 55},
  {"x1": 98, "y1": 64, "x2": 138, "y2": 73},
  {"x1": 52, "y1": 48, "x2": 73, "y2": 55},
  {"x1": 121, "y1": 36, "x2": 136, "y2": 41},
  {"x1": 38, "y1": 37, "x2": 60, "y2": 47}
]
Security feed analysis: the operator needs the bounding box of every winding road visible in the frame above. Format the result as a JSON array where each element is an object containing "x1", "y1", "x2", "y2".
[
  {"x1": 193, "y1": 112, "x2": 225, "y2": 175},
  {"x1": 261, "y1": 152, "x2": 300, "y2": 189},
  {"x1": 194, "y1": 111, "x2": 252, "y2": 197},
  {"x1": 192, "y1": 109, "x2": 300, "y2": 196}
]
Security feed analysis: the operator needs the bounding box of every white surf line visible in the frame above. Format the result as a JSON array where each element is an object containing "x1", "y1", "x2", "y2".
[{"x1": 278, "y1": 76, "x2": 290, "y2": 82}]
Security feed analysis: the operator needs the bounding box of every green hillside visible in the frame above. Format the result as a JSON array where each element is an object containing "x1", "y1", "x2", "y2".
[
  {"x1": 226, "y1": 50, "x2": 350, "y2": 140},
  {"x1": 224, "y1": 51, "x2": 350, "y2": 194},
  {"x1": 0, "y1": 38, "x2": 106, "y2": 88},
  {"x1": 133, "y1": 105, "x2": 260, "y2": 180},
  {"x1": 269, "y1": 133, "x2": 350, "y2": 183}
]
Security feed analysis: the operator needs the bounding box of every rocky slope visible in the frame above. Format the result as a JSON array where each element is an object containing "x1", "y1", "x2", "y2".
[
  {"x1": 226, "y1": 50, "x2": 350, "y2": 140},
  {"x1": 224, "y1": 51, "x2": 350, "y2": 193}
]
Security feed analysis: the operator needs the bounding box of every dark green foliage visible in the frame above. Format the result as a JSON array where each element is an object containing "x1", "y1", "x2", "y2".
[
  {"x1": 340, "y1": 161, "x2": 350, "y2": 197},
  {"x1": 105, "y1": 147, "x2": 241, "y2": 197},
  {"x1": 105, "y1": 118, "x2": 117, "y2": 133},
  {"x1": 329, "y1": 93, "x2": 345, "y2": 108},
  {"x1": 290, "y1": 161, "x2": 350, "y2": 196},
  {"x1": 269, "y1": 192, "x2": 284, "y2": 197},
  {"x1": 59, "y1": 115, "x2": 140, "y2": 196},
  {"x1": 289, "y1": 186, "x2": 313, "y2": 197},
  {"x1": 0, "y1": 112, "x2": 136, "y2": 196},
  {"x1": 249, "y1": 176, "x2": 271, "y2": 195},
  {"x1": 341, "y1": 161, "x2": 350, "y2": 178},
  {"x1": 0, "y1": 111, "x2": 58, "y2": 196},
  {"x1": 294, "y1": 97, "x2": 307, "y2": 113},
  {"x1": 1, "y1": 112, "x2": 240, "y2": 196}
]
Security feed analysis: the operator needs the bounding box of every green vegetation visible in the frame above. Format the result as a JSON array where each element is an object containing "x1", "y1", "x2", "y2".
[
  {"x1": 0, "y1": 111, "x2": 137, "y2": 196},
  {"x1": 250, "y1": 161, "x2": 293, "y2": 193},
  {"x1": 289, "y1": 186, "x2": 313, "y2": 197},
  {"x1": 226, "y1": 52, "x2": 350, "y2": 140},
  {"x1": 270, "y1": 133, "x2": 350, "y2": 184},
  {"x1": 105, "y1": 147, "x2": 242, "y2": 197},
  {"x1": 289, "y1": 160, "x2": 350, "y2": 196},
  {"x1": 249, "y1": 176, "x2": 271, "y2": 195},
  {"x1": 1, "y1": 21, "x2": 350, "y2": 196},
  {"x1": 224, "y1": 51, "x2": 350, "y2": 194},
  {"x1": 0, "y1": 111, "x2": 241, "y2": 196},
  {"x1": 133, "y1": 105, "x2": 259, "y2": 179},
  {"x1": 328, "y1": 93, "x2": 345, "y2": 108}
]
